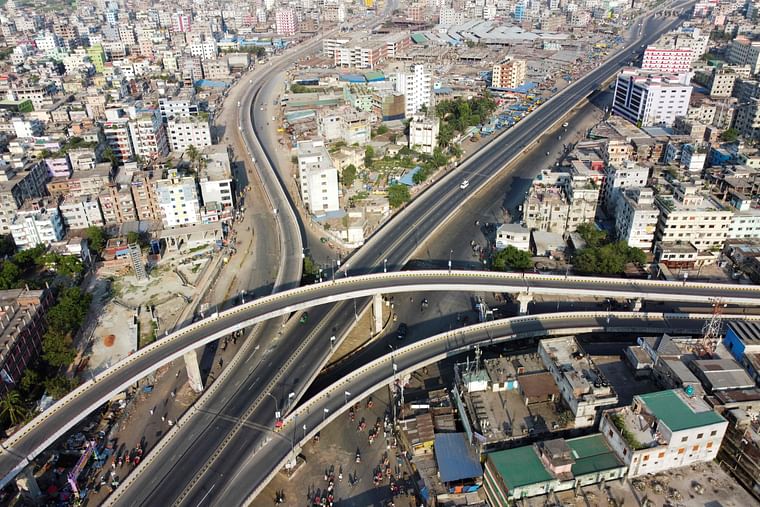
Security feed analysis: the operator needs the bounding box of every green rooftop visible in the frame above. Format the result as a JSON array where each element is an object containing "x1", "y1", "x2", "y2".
[
  {"x1": 487, "y1": 446, "x2": 552, "y2": 490},
  {"x1": 567, "y1": 434, "x2": 623, "y2": 477},
  {"x1": 638, "y1": 390, "x2": 725, "y2": 432},
  {"x1": 411, "y1": 33, "x2": 428, "y2": 44}
]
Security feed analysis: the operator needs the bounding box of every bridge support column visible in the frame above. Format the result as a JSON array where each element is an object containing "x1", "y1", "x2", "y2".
[
  {"x1": 516, "y1": 293, "x2": 532, "y2": 315},
  {"x1": 16, "y1": 465, "x2": 41, "y2": 500},
  {"x1": 631, "y1": 298, "x2": 642, "y2": 311},
  {"x1": 184, "y1": 349, "x2": 204, "y2": 393},
  {"x1": 372, "y1": 294, "x2": 383, "y2": 335}
]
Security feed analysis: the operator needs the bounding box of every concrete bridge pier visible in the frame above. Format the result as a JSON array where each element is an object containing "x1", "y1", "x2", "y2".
[
  {"x1": 516, "y1": 293, "x2": 532, "y2": 315},
  {"x1": 372, "y1": 294, "x2": 383, "y2": 334},
  {"x1": 16, "y1": 465, "x2": 41, "y2": 501},
  {"x1": 631, "y1": 298, "x2": 642, "y2": 311},
  {"x1": 184, "y1": 349, "x2": 204, "y2": 393}
]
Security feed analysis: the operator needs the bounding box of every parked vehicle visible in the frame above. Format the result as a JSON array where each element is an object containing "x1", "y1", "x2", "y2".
[{"x1": 396, "y1": 323, "x2": 408, "y2": 340}]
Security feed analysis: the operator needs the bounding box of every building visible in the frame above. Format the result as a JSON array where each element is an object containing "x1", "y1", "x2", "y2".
[
  {"x1": 717, "y1": 409, "x2": 760, "y2": 503},
  {"x1": 495, "y1": 223, "x2": 530, "y2": 251},
  {"x1": 12, "y1": 118, "x2": 43, "y2": 138},
  {"x1": 395, "y1": 64, "x2": 431, "y2": 118},
  {"x1": 10, "y1": 198, "x2": 65, "y2": 249},
  {"x1": 483, "y1": 434, "x2": 627, "y2": 505},
  {"x1": 102, "y1": 120, "x2": 134, "y2": 164},
  {"x1": 727, "y1": 36, "x2": 760, "y2": 74},
  {"x1": 615, "y1": 187, "x2": 659, "y2": 251},
  {"x1": 99, "y1": 184, "x2": 138, "y2": 224},
  {"x1": 0, "y1": 161, "x2": 49, "y2": 235},
  {"x1": 723, "y1": 321, "x2": 760, "y2": 384},
  {"x1": 654, "y1": 181, "x2": 733, "y2": 254},
  {"x1": 199, "y1": 146, "x2": 234, "y2": 223},
  {"x1": 154, "y1": 169, "x2": 200, "y2": 228},
  {"x1": 539, "y1": 337, "x2": 618, "y2": 428},
  {"x1": 58, "y1": 194, "x2": 104, "y2": 229},
  {"x1": 317, "y1": 108, "x2": 371, "y2": 146},
  {"x1": 171, "y1": 12, "x2": 191, "y2": 32},
  {"x1": 0, "y1": 288, "x2": 53, "y2": 397},
  {"x1": 158, "y1": 90, "x2": 199, "y2": 119},
  {"x1": 641, "y1": 46, "x2": 693, "y2": 74},
  {"x1": 523, "y1": 170, "x2": 598, "y2": 234},
  {"x1": 408, "y1": 115, "x2": 439, "y2": 154},
  {"x1": 613, "y1": 69, "x2": 692, "y2": 127},
  {"x1": 600, "y1": 160, "x2": 650, "y2": 213},
  {"x1": 166, "y1": 115, "x2": 212, "y2": 153},
  {"x1": 735, "y1": 97, "x2": 760, "y2": 142},
  {"x1": 129, "y1": 170, "x2": 160, "y2": 221},
  {"x1": 275, "y1": 7, "x2": 298, "y2": 36},
  {"x1": 600, "y1": 390, "x2": 727, "y2": 477},
  {"x1": 491, "y1": 57, "x2": 527, "y2": 89},
  {"x1": 128, "y1": 110, "x2": 169, "y2": 160},
  {"x1": 296, "y1": 140, "x2": 340, "y2": 215}
]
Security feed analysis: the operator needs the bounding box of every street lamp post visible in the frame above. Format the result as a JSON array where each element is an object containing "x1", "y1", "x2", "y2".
[
  {"x1": 266, "y1": 392, "x2": 280, "y2": 419},
  {"x1": 448, "y1": 249, "x2": 453, "y2": 274},
  {"x1": 344, "y1": 390, "x2": 351, "y2": 405},
  {"x1": 287, "y1": 391, "x2": 295, "y2": 411},
  {"x1": 383, "y1": 258, "x2": 388, "y2": 273},
  {"x1": 323, "y1": 408, "x2": 329, "y2": 422},
  {"x1": 332, "y1": 259, "x2": 336, "y2": 283},
  {"x1": 330, "y1": 335, "x2": 336, "y2": 349}
]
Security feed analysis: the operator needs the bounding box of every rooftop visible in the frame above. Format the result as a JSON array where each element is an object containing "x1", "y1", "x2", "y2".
[
  {"x1": 487, "y1": 446, "x2": 553, "y2": 490},
  {"x1": 638, "y1": 389, "x2": 725, "y2": 432},
  {"x1": 727, "y1": 320, "x2": 760, "y2": 345},
  {"x1": 540, "y1": 336, "x2": 616, "y2": 402},
  {"x1": 567, "y1": 434, "x2": 624, "y2": 477},
  {"x1": 434, "y1": 433, "x2": 482, "y2": 483}
]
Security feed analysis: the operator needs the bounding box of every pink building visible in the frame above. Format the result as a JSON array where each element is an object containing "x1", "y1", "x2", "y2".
[
  {"x1": 641, "y1": 46, "x2": 693, "y2": 74},
  {"x1": 45, "y1": 156, "x2": 71, "y2": 178},
  {"x1": 275, "y1": 8, "x2": 298, "y2": 36},
  {"x1": 172, "y1": 13, "x2": 191, "y2": 32}
]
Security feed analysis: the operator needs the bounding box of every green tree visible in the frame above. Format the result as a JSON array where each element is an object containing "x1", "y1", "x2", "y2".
[
  {"x1": 186, "y1": 144, "x2": 200, "y2": 172},
  {"x1": 19, "y1": 368, "x2": 40, "y2": 395},
  {"x1": 0, "y1": 261, "x2": 21, "y2": 289},
  {"x1": 376, "y1": 125, "x2": 388, "y2": 135},
  {"x1": 0, "y1": 390, "x2": 28, "y2": 426},
  {"x1": 575, "y1": 222, "x2": 607, "y2": 247},
  {"x1": 364, "y1": 146, "x2": 375, "y2": 168},
  {"x1": 127, "y1": 231, "x2": 140, "y2": 245},
  {"x1": 0, "y1": 235, "x2": 15, "y2": 257},
  {"x1": 42, "y1": 331, "x2": 76, "y2": 368},
  {"x1": 85, "y1": 226, "x2": 107, "y2": 254},
  {"x1": 46, "y1": 287, "x2": 92, "y2": 336},
  {"x1": 43, "y1": 374, "x2": 78, "y2": 399},
  {"x1": 720, "y1": 128, "x2": 739, "y2": 143},
  {"x1": 387, "y1": 184, "x2": 410, "y2": 208},
  {"x1": 492, "y1": 246, "x2": 533, "y2": 271},
  {"x1": 102, "y1": 147, "x2": 118, "y2": 168},
  {"x1": 342, "y1": 164, "x2": 358, "y2": 187}
]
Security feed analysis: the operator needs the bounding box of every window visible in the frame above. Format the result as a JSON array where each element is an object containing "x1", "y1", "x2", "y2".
[
  {"x1": 677, "y1": 448, "x2": 685, "y2": 454},
  {"x1": 697, "y1": 433, "x2": 703, "y2": 439},
  {"x1": 658, "y1": 452, "x2": 665, "y2": 459},
  {"x1": 706, "y1": 441, "x2": 713, "y2": 449},
  {"x1": 710, "y1": 430, "x2": 717, "y2": 436},
  {"x1": 643, "y1": 454, "x2": 650, "y2": 461},
  {"x1": 692, "y1": 445, "x2": 700, "y2": 452},
  {"x1": 681, "y1": 436, "x2": 688, "y2": 443}
]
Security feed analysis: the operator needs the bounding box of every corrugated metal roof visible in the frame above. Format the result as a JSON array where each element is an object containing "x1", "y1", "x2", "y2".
[
  {"x1": 728, "y1": 320, "x2": 760, "y2": 344},
  {"x1": 434, "y1": 433, "x2": 482, "y2": 483}
]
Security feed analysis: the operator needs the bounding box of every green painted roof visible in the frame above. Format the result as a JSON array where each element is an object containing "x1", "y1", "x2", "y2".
[
  {"x1": 411, "y1": 33, "x2": 428, "y2": 44},
  {"x1": 638, "y1": 390, "x2": 725, "y2": 432},
  {"x1": 487, "y1": 446, "x2": 552, "y2": 490},
  {"x1": 567, "y1": 434, "x2": 623, "y2": 477}
]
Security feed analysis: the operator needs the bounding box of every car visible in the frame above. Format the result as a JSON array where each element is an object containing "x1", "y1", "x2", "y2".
[
  {"x1": 460, "y1": 179, "x2": 470, "y2": 190},
  {"x1": 396, "y1": 323, "x2": 408, "y2": 340},
  {"x1": 299, "y1": 312, "x2": 309, "y2": 324},
  {"x1": 562, "y1": 122, "x2": 569, "y2": 128}
]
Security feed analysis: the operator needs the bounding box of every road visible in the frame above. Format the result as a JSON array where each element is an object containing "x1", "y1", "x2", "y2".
[{"x1": 241, "y1": 311, "x2": 756, "y2": 504}]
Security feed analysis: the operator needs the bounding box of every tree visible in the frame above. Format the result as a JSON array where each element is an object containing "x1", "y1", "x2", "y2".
[
  {"x1": 720, "y1": 128, "x2": 739, "y2": 143},
  {"x1": 492, "y1": 246, "x2": 533, "y2": 271},
  {"x1": 342, "y1": 164, "x2": 357, "y2": 187},
  {"x1": 0, "y1": 261, "x2": 20, "y2": 290},
  {"x1": 376, "y1": 125, "x2": 388, "y2": 135},
  {"x1": 0, "y1": 235, "x2": 15, "y2": 258},
  {"x1": 575, "y1": 222, "x2": 607, "y2": 248},
  {"x1": 42, "y1": 331, "x2": 76, "y2": 368},
  {"x1": 186, "y1": 144, "x2": 200, "y2": 172},
  {"x1": 0, "y1": 390, "x2": 27, "y2": 426},
  {"x1": 573, "y1": 241, "x2": 646, "y2": 275},
  {"x1": 43, "y1": 374, "x2": 78, "y2": 399},
  {"x1": 85, "y1": 226, "x2": 107, "y2": 254},
  {"x1": 364, "y1": 146, "x2": 375, "y2": 168},
  {"x1": 19, "y1": 368, "x2": 40, "y2": 396},
  {"x1": 387, "y1": 184, "x2": 410, "y2": 208},
  {"x1": 127, "y1": 231, "x2": 140, "y2": 245},
  {"x1": 102, "y1": 147, "x2": 118, "y2": 168},
  {"x1": 47, "y1": 287, "x2": 92, "y2": 336}
]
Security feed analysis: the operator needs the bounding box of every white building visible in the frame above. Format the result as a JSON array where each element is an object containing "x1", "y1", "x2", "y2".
[
  {"x1": 613, "y1": 69, "x2": 692, "y2": 127},
  {"x1": 495, "y1": 223, "x2": 530, "y2": 251},
  {"x1": 154, "y1": 169, "x2": 201, "y2": 227},
  {"x1": 641, "y1": 46, "x2": 693, "y2": 74},
  {"x1": 296, "y1": 140, "x2": 340, "y2": 215},
  {"x1": 539, "y1": 336, "x2": 619, "y2": 428},
  {"x1": 10, "y1": 198, "x2": 65, "y2": 249},
  {"x1": 600, "y1": 390, "x2": 727, "y2": 477},
  {"x1": 190, "y1": 40, "x2": 217, "y2": 61},
  {"x1": 12, "y1": 118, "x2": 43, "y2": 138},
  {"x1": 727, "y1": 36, "x2": 760, "y2": 74},
  {"x1": 158, "y1": 91, "x2": 199, "y2": 119},
  {"x1": 654, "y1": 182, "x2": 734, "y2": 253},
  {"x1": 491, "y1": 57, "x2": 527, "y2": 89},
  {"x1": 408, "y1": 115, "x2": 439, "y2": 154},
  {"x1": 727, "y1": 194, "x2": 760, "y2": 240},
  {"x1": 199, "y1": 146, "x2": 234, "y2": 219},
  {"x1": 680, "y1": 143, "x2": 708, "y2": 173},
  {"x1": 58, "y1": 194, "x2": 105, "y2": 229},
  {"x1": 615, "y1": 187, "x2": 659, "y2": 251},
  {"x1": 601, "y1": 160, "x2": 650, "y2": 214},
  {"x1": 128, "y1": 110, "x2": 169, "y2": 160},
  {"x1": 166, "y1": 115, "x2": 212, "y2": 153},
  {"x1": 395, "y1": 64, "x2": 432, "y2": 118},
  {"x1": 275, "y1": 7, "x2": 298, "y2": 36}
]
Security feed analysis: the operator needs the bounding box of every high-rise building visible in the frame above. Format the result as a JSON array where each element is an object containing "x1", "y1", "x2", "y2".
[
  {"x1": 395, "y1": 64, "x2": 431, "y2": 118},
  {"x1": 491, "y1": 57, "x2": 527, "y2": 89},
  {"x1": 154, "y1": 169, "x2": 200, "y2": 227},
  {"x1": 103, "y1": 120, "x2": 134, "y2": 164},
  {"x1": 10, "y1": 198, "x2": 64, "y2": 249},
  {"x1": 296, "y1": 140, "x2": 340, "y2": 214},
  {"x1": 615, "y1": 187, "x2": 659, "y2": 251},
  {"x1": 166, "y1": 115, "x2": 212, "y2": 153},
  {"x1": 172, "y1": 12, "x2": 191, "y2": 32},
  {"x1": 727, "y1": 36, "x2": 760, "y2": 74},
  {"x1": 128, "y1": 110, "x2": 169, "y2": 161},
  {"x1": 641, "y1": 46, "x2": 693, "y2": 74},
  {"x1": 408, "y1": 115, "x2": 439, "y2": 154},
  {"x1": 612, "y1": 69, "x2": 692, "y2": 127},
  {"x1": 275, "y1": 7, "x2": 298, "y2": 36}
]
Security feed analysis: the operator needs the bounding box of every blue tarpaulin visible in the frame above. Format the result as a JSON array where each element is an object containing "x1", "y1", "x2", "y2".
[
  {"x1": 434, "y1": 433, "x2": 482, "y2": 483},
  {"x1": 397, "y1": 166, "x2": 421, "y2": 186}
]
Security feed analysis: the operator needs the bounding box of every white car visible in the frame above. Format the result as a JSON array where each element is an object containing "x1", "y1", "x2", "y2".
[
  {"x1": 562, "y1": 122, "x2": 569, "y2": 128},
  {"x1": 460, "y1": 179, "x2": 470, "y2": 190}
]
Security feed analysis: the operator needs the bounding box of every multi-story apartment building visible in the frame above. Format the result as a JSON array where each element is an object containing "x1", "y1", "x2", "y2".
[
  {"x1": 275, "y1": 7, "x2": 298, "y2": 36},
  {"x1": 491, "y1": 57, "x2": 527, "y2": 89},
  {"x1": 600, "y1": 390, "x2": 727, "y2": 477},
  {"x1": 641, "y1": 46, "x2": 693, "y2": 74},
  {"x1": 154, "y1": 169, "x2": 200, "y2": 227},
  {"x1": 0, "y1": 288, "x2": 53, "y2": 396},
  {"x1": 0, "y1": 161, "x2": 48, "y2": 235},
  {"x1": 615, "y1": 187, "x2": 659, "y2": 251},
  {"x1": 128, "y1": 110, "x2": 169, "y2": 160},
  {"x1": 58, "y1": 194, "x2": 105, "y2": 229},
  {"x1": 102, "y1": 120, "x2": 134, "y2": 164},
  {"x1": 333, "y1": 41, "x2": 386, "y2": 69},
  {"x1": 166, "y1": 115, "x2": 212, "y2": 153},
  {"x1": 199, "y1": 147, "x2": 234, "y2": 223},
  {"x1": 47, "y1": 164, "x2": 111, "y2": 198},
  {"x1": 171, "y1": 12, "x2": 191, "y2": 32},
  {"x1": 523, "y1": 170, "x2": 599, "y2": 234},
  {"x1": 99, "y1": 184, "x2": 138, "y2": 224},
  {"x1": 297, "y1": 140, "x2": 340, "y2": 215},
  {"x1": 539, "y1": 337, "x2": 619, "y2": 428},
  {"x1": 10, "y1": 198, "x2": 64, "y2": 249},
  {"x1": 654, "y1": 181, "x2": 734, "y2": 253},
  {"x1": 408, "y1": 115, "x2": 440, "y2": 154},
  {"x1": 67, "y1": 148, "x2": 99, "y2": 172},
  {"x1": 158, "y1": 89, "x2": 199, "y2": 119},
  {"x1": 395, "y1": 64, "x2": 431, "y2": 118},
  {"x1": 613, "y1": 69, "x2": 692, "y2": 127},
  {"x1": 129, "y1": 170, "x2": 160, "y2": 221},
  {"x1": 727, "y1": 36, "x2": 760, "y2": 74},
  {"x1": 659, "y1": 26, "x2": 709, "y2": 62},
  {"x1": 735, "y1": 97, "x2": 760, "y2": 142},
  {"x1": 600, "y1": 160, "x2": 650, "y2": 213},
  {"x1": 189, "y1": 39, "x2": 217, "y2": 60}
]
